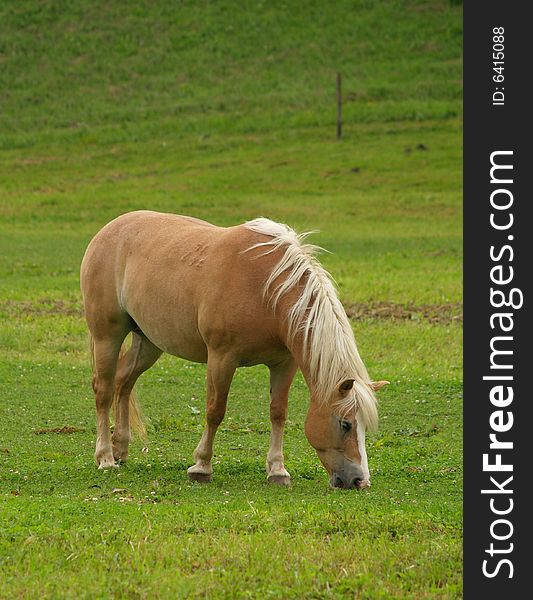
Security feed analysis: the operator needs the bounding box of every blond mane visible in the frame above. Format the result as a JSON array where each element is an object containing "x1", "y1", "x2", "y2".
[{"x1": 244, "y1": 218, "x2": 378, "y2": 431}]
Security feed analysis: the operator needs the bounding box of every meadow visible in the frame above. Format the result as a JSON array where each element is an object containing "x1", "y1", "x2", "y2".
[{"x1": 0, "y1": 1, "x2": 462, "y2": 597}]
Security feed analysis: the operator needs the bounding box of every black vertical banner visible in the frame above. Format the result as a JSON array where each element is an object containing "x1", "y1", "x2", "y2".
[{"x1": 465, "y1": 3, "x2": 532, "y2": 597}]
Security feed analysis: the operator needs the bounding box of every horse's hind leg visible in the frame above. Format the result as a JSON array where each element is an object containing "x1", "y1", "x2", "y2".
[
  {"x1": 266, "y1": 357, "x2": 297, "y2": 486},
  {"x1": 112, "y1": 332, "x2": 162, "y2": 462},
  {"x1": 92, "y1": 336, "x2": 125, "y2": 469},
  {"x1": 187, "y1": 351, "x2": 236, "y2": 483}
]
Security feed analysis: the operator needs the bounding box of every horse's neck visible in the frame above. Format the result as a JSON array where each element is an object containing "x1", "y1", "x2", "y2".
[
  {"x1": 282, "y1": 329, "x2": 318, "y2": 397},
  {"x1": 274, "y1": 286, "x2": 336, "y2": 403}
]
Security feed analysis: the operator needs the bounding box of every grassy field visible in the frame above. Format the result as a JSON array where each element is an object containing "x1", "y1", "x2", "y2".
[{"x1": 0, "y1": 1, "x2": 462, "y2": 598}]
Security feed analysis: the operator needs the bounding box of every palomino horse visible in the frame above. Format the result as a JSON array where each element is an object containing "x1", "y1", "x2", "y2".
[{"x1": 80, "y1": 211, "x2": 387, "y2": 489}]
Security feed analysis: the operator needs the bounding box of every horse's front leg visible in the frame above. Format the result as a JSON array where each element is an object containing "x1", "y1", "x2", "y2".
[
  {"x1": 187, "y1": 352, "x2": 236, "y2": 483},
  {"x1": 266, "y1": 357, "x2": 297, "y2": 486}
]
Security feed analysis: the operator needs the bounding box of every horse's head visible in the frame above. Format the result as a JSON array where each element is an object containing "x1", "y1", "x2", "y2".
[{"x1": 304, "y1": 379, "x2": 388, "y2": 489}]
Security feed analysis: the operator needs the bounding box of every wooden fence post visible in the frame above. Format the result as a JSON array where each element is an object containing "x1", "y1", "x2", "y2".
[{"x1": 336, "y1": 72, "x2": 342, "y2": 140}]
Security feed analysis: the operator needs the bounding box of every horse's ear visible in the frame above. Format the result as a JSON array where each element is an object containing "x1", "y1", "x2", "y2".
[
  {"x1": 371, "y1": 380, "x2": 390, "y2": 391},
  {"x1": 338, "y1": 379, "x2": 355, "y2": 394}
]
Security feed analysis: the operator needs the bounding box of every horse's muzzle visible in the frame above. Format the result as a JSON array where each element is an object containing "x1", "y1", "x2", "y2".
[{"x1": 330, "y1": 465, "x2": 368, "y2": 490}]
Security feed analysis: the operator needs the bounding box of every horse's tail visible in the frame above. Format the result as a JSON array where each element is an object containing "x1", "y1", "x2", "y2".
[{"x1": 89, "y1": 335, "x2": 147, "y2": 440}]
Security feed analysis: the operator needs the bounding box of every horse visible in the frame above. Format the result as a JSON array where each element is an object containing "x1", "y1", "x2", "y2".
[{"x1": 80, "y1": 210, "x2": 388, "y2": 489}]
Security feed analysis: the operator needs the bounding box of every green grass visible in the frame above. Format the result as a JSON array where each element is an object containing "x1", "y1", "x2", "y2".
[{"x1": 0, "y1": 1, "x2": 462, "y2": 598}]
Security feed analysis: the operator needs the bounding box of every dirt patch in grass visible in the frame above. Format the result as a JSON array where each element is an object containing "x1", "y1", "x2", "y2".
[
  {"x1": 2, "y1": 299, "x2": 83, "y2": 317},
  {"x1": 3, "y1": 298, "x2": 461, "y2": 324},
  {"x1": 345, "y1": 301, "x2": 462, "y2": 324},
  {"x1": 33, "y1": 426, "x2": 86, "y2": 435}
]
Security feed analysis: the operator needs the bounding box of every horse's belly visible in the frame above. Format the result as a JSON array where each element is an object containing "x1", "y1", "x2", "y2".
[
  {"x1": 153, "y1": 333, "x2": 208, "y2": 363},
  {"x1": 134, "y1": 316, "x2": 208, "y2": 363},
  {"x1": 123, "y1": 287, "x2": 208, "y2": 363}
]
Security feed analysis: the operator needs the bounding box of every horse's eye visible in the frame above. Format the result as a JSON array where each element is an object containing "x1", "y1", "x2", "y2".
[{"x1": 341, "y1": 420, "x2": 352, "y2": 433}]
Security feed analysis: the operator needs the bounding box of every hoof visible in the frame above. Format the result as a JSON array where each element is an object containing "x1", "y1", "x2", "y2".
[
  {"x1": 112, "y1": 445, "x2": 129, "y2": 464},
  {"x1": 112, "y1": 451, "x2": 128, "y2": 463},
  {"x1": 97, "y1": 459, "x2": 119, "y2": 470},
  {"x1": 188, "y1": 471, "x2": 212, "y2": 483},
  {"x1": 267, "y1": 474, "x2": 291, "y2": 486}
]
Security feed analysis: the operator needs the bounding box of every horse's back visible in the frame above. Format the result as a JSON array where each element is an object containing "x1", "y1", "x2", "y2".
[{"x1": 81, "y1": 210, "x2": 220, "y2": 282}]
